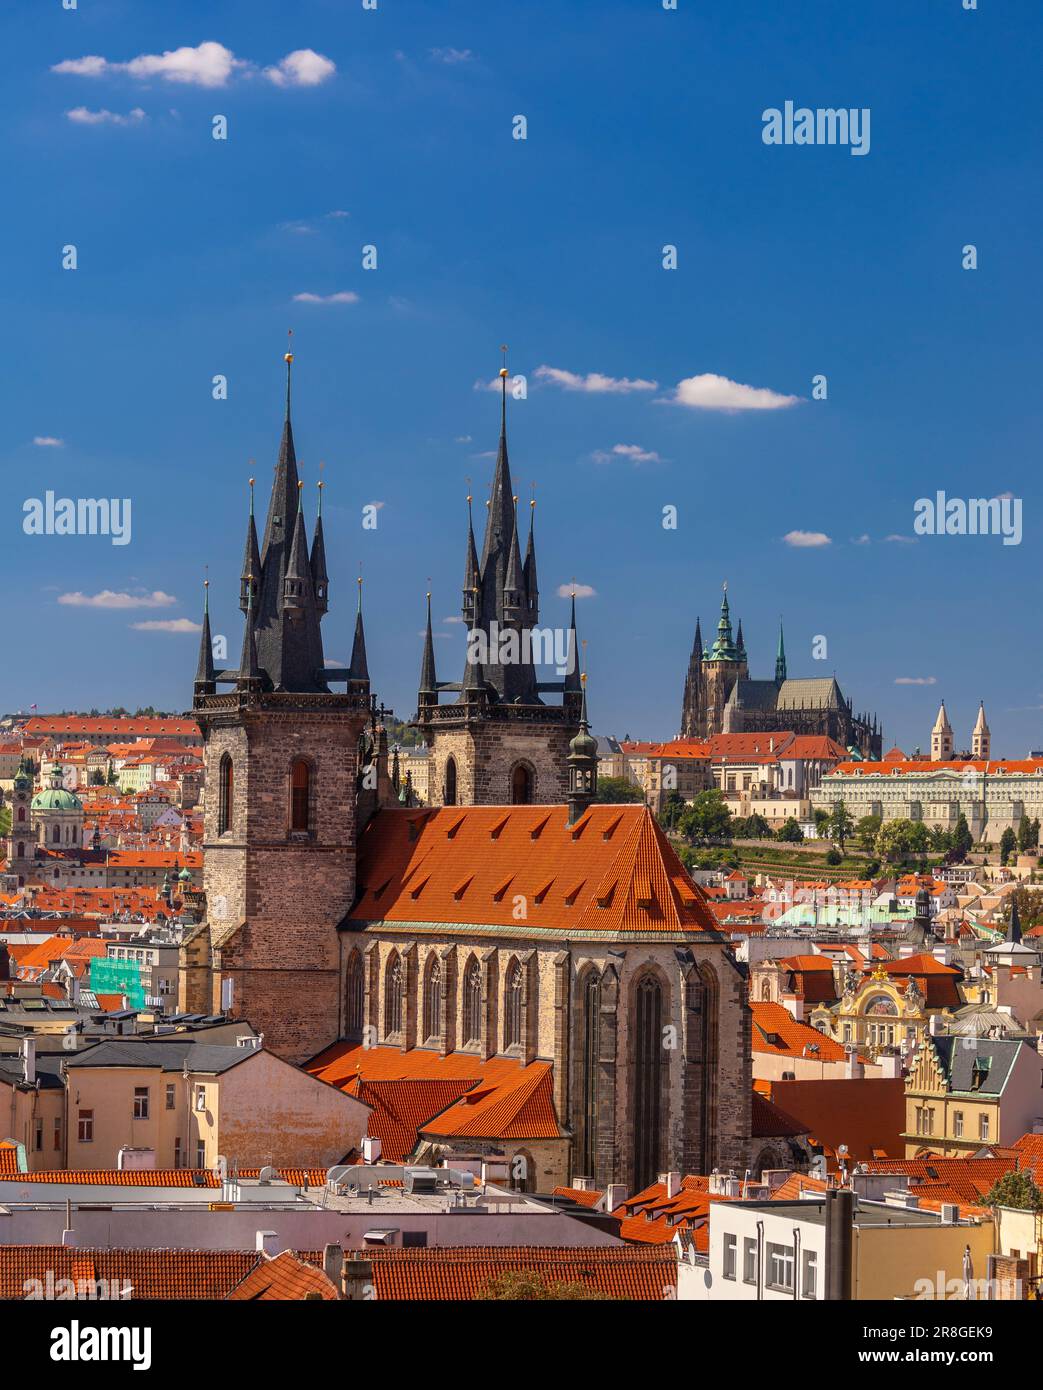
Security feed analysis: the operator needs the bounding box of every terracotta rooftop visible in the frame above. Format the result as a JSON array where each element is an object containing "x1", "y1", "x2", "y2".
[
  {"x1": 750, "y1": 1001, "x2": 848, "y2": 1062},
  {"x1": 227, "y1": 1250, "x2": 339, "y2": 1301}
]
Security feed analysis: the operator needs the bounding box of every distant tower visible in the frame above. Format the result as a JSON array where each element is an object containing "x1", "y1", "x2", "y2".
[
  {"x1": 700, "y1": 584, "x2": 748, "y2": 737},
  {"x1": 775, "y1": 620, "x2": 787, "y2": 686},
  {"x1": 971, "y1": 701, "x2": 991, "y2": 760},
  {"x1": 6, "y1": 757, "x2": 35, "y2": 885},
  {"x1": 567, "y1": 676, "x2": 598, "y2": 824},
  {"x1": 415, "y1": 353, "x2": 580, "y2": 806},
  {"x1": 930, "y1": 701, "x2": 954, "y2": 761},
  {"x1": 680, "y1": 616, "x2": 704, "y2": 738}
]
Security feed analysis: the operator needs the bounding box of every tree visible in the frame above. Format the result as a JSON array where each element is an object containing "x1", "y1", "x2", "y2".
[
  {"x1": 1031, "y1": 818, "x2": 1041, "y2": 850},
  {"x1": 952, "y1": 813, "x2": 973, "y2": 860},
  {"x1": 876, "y1": 819, "x2": 916, "y2": 864},
  {"x1": 1017, "y1": 814, "x2": 1033, "y2": 853},
  {"x1": 855, "y1": 814, "x2": 882, "y2": 853},
  {"x1": 1000, "y1": 827, "x2": 1017, "y2": 866},
  {"x1": 776, "y1": 817, "x2": 804, "y2": 843},
  {"x1": 595, "y1": 776, "x2": 645, "y2": 804},
  {"x1": 88, "y1": 768, "x2": 105, "y2": 786},
  {"x1": 825, "y1": 848, "x2": 842, "y2": 866},
  {"x1": 929, "y1": 826, "x2": 952, "y2": 853},
  {"x1": 828, "y1": 800, "x2": 854, "y2": 851},
  {"x1": 656, "y1": 790, "x2": 687, "y2": 830},
  {"x1": 813, "y1": 808, "x2": 831, "y2": 838},
  {"x1": 984, "y1": 1169, "x2": 1043, "y2": 1212},
  {"x1": 679, "y1": 789, "x2": 732, "y2": 843},
  {"x1": 476, "y1": 1269, "x2": 611, "y2": 1300},
  {"x1": 907, "y1": 821, "x2": 930, "y2": 856}
]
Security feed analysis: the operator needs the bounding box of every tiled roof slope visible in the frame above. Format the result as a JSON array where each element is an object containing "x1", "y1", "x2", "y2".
[
  {"x1": 751, "y1": 1002, "x2": 848, "y2": 1062},
  {"x1": 347, "y1": 805, "x2": 718, "y2": 936},
  {"x1": 0, "y1": 1247, "x2": 266, "y2": 1300},
  {"x1": 227, "y1": 1250, "x2": 339, "y2": 1301},
  {"x1": 346, "y1": 1244, "x2": 676, "y2": 1299}
]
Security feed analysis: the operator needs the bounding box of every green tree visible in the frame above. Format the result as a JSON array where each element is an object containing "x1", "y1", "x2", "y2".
[
  {"x1": 828, "y1": 800, "x2": 854, "y2": 851},
  {"x1": 1031, "y1": 818, "x2": 1041, "y2": 850},
  {"x1": 744, "y1": 812, "x2": 771, "y2": 840},
  {"x1": 984, "y1": 1169, "x2": 1043, "y2": 1212},
  {"x1": 0, "y1": 807, "x2": 10, "y2": 838},
  {"x1": 776, "y1": 817, "x2": 804, "y2": 843},
  {"x1": 1000, "y1": 827, "x2": 1017, "y2": 866},
  {"x1": 825, "y1": 848, "x2": 842, "y2": 866},
  {"x1": 876, "y1": 819, "x2": 915, "y2": 863},
  {"x1": 596, "y1": 776, "x2": 645, "y2": 805},
  {"x1": 929, "y1": 826, "x2": 952, "y2": 853},
  {"x1": 952, "y1": 813, "x2": 973, "y2": 860},
  {"x1": 1017, "y1": 814, "x2": 1033, "y2": 853},
  {"x1": 813, "y1": 808, "x2": 831, "y2": 838},
  {"x1": 656, "y1": 790, "x2": 687, "y2": 830},
  {"x1": 679, "y1": 789, "x2": 732, "y2": 842},
  {"x1": 855, "y1": 814, "x2": 882, "y2": 853}
]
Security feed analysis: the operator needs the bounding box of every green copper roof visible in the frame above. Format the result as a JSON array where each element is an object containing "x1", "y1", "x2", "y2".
[{"x1": 31, "y1": 787, "x2": 83, "y2": 812}]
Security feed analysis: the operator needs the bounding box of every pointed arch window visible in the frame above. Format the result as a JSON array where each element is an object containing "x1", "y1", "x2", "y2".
[
  {"x1": 345, "y1": 951, "x2": 363, "y2": 1037},
  {"x1": 463, "y1": 958, "x2": 482, "y2": 1045},
  {"x1": 633, "y1": 973, "x2": 665, "y2": 1190},
  {"x1": 17, "y1": 806, "x2": 25, "y2": 823},
  {"x1": 218, "y1": 754, "x2": 234, "y2": 835},
  {"x1": 290, "y1": 758, "x2": 311, "y2": 832},
  {"x1": 385, "y1": 955, "x2": 403, "y2": 1038},
  {"x1": 505, "y1": 961, "x2": 524, "y2": 1050},
  {"x1": 511, "y1": 763, "x2": 533, "y2": 805},
  {"x1": 578, "y1": 970, "x2": 602, "y2": 1178},
  {"x1": 445, "y1": 757, "x2": 458, "y2": 807},
  {"x1": 423, "y1": 957, "x2": 443, "y2": 1042}
]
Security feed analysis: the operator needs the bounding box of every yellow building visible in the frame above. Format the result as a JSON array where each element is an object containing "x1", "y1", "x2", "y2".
[
  {"x1": 64, "y1": 1037, "x2": 369, "y2": 1171},
  {"x1": 0, "y1": 1043, "x2": 67, "y2": 1170},
  {"x1": 904, "y1": 1035, "x2": 1043, "y2": 1158}
]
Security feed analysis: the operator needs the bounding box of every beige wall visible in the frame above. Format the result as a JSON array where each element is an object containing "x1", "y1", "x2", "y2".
[
  {"x1": 853, "y1": 1221, "x2": 995, "y2": 1300},
  {"x1": 1, "y1": 1082, "x2": 66, "y2": 1171}
]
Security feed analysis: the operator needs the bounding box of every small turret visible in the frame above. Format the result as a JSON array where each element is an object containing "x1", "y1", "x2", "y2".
[
  {"x1": 567, "y1": 673, "x2": 598, "y2": 825},
  {"x1": 194, "y1": 577, "x2": 216, "y2": 698},
  {"x1": 310, "y1": 478, "x2": 329, "y2": 615},
  {"x1": 239, "y1": 479, "x2": 261, "y2": 614},
  {"x1": 348, "y1": 575, "x2": 370, "y2": 694}
]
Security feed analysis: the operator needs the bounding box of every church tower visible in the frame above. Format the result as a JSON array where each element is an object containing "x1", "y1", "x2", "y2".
[
  {"x1": 680, "y1": 617, "x2": 704, "y2": 737},
  {"x1": 972, "y1": 701, "x2": 991, "y2": 760},
  {"x1": 928, "y1": 706, "x2": 956, "y2": 761},
  {"x1": 180, "y1": 347, "x2": 373, "y2": 1062},
  {"x1": 415, "y1": 359, "x2": 581, "y2": 806},
  {"x1": 701, "y1": 584, "x2": 748, "y2": 738},
  {"x1": 930, "y1": 701, "x2": 954, "y2": 762},
  {"x1": 5, "y1": 757, "x2": 35, "y2": 886}
]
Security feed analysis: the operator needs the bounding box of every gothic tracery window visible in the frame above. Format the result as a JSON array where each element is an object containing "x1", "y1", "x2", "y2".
[
  {"x1": 218, "y1": 754, "x2": 233, "y2": 835},
  {"x1": 345, "y1": 951, "x2": 363, "y2": 1037},
  {"x1": 385, "y1": 954, "x2": 403, "y2": 1037},
  {"x1": 423, "y1": 957, "x2": 443, "y2": 1042},
  {"x1": 633, "y1": 973, "x2": 665, "y2": 1190},
  {"x1": 504, "y1": 961, "x2": 523, "y2": 1049},
  {"x1": 445, "y1": 756, "x2": 457, "y2": 806},
  {"x1": 463, "y1": 958, "x2": 482, "y2": 1045},
  {"x1": 578, "y1": 970, "x2": 601, "y2": 1177},
  {"x1": 510, "y1": 763, "x2": 533, "y2": 805}
]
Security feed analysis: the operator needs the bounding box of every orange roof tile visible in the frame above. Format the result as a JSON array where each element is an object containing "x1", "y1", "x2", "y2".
[
  {"x1": 348, "y1": 804, "x2": 717, "y2": 936},
  {"x1": 750, "y1": 1001, "x2": 848, "y2": 1062},
  {"x1": 0, "y1": 1246, "x2": 270, "y2": 1299},
  {"x1": 762, "y1": 1077, "x2": 907, "y2": 1165},
  {"x1": 227, "y1": 1250, "x2": 339, "y2": 1301}
]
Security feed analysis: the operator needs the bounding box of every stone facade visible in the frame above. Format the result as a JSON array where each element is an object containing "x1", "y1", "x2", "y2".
[
  {"x1": 423, "y1": 717, "x2": 573, "y2": 808},
  {"x1": 344, "y1": 927, "x2": 751, "y2": 1191}
]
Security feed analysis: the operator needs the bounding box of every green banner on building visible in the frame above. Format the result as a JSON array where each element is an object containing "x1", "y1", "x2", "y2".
[{"x1": 89, "y1": 956, "x2": 146, "y2": 1010}]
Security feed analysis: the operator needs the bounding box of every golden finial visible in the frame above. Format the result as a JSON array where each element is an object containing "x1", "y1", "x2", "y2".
[
  {"x1": 499, "y1": 343, "x2": 508, "y2": 378},
  {"x1": 284, "y1": 327, "x2": 294, "y2": 364}
]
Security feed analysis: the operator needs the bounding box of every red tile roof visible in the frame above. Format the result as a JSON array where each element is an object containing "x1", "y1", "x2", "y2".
[
  {"x1": 348, "y1": 805, "x2": 717, "y2": 936},
  {"x1": 759, "y1": 1077, "x2": 908, "y2": 1165},
  {"x1": 23, "y1": 717, "x2": 200, "y2": 739},
  {"x1": 0, "y1": 1246, "x2": 274, "y2": 1299},
  {"x1": 347, "y1": 1244, "x2": 676, "y2": 1300},
  {"x1": 552, "y1": 1185, "x2": 604, "y2": 1209},
  {"x1": 750, "y1": 1001, "x2": 848, "y2": 1062},
  {"x1": 227, "y1": 1250, "x2": 339, "y2": 1301}
]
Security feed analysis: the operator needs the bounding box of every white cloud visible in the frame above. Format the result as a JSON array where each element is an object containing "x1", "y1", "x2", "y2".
[
  {"x1": 326, "y1": 209, "x2": 350, "y2": 219},
  {"x1": 666, "y1": 373, "x2": 800, "y2": 411},
  {"x1": 884, "y1": 534, "x2": 916, "y2": 544},
  {"x1": 264, "y1": 49, "x2": 336, "y2": 88},
  {"x1": 429, "y1": 48, "x2": 474, "y2": 64},
  {"x1": 292, "y1": 291, "x2": 359, "y2": 305},
  {"x1": 454, "y1": 435, "x2": 472, "y2": 444},
  {"x1": 418, "y1": 630, "x2": 453, "y2": 639},
  {"x1": 557, "y1": 583, "x2": 597, "y2": 599},
  {"x1": 894, "y1": 676, "x2": 937, "y2": 686},
  {"x1": 33, "y1": 436, "x2": 64, "y2": 448},
  {"x1": 782, "y1": 530, "x2": 831, "y2": 548},
  {"x1": 534, "y1": 365, "x2": 658, "y2": 394},
  {"x1": 59, "y1": 589, "x2": 177, "y2": 609},
  {"x1": 591, "y1": 443, "x2": 662, "y2": 464},
  {"x1": 443, "y1": 616, "x2": 464, "y2": 624},
  {"x1": 66, "y1": 106, "x2": 146, "y2": 126},
  {"x1": 851, "y1": 534, "x2": 871, "y2": 545},
  {"x1": 131, "y1": 618, "x2": 202, "y2": 633},
  {"x1": 52, "y1": 42, "x2": 334, "y2": 90}
]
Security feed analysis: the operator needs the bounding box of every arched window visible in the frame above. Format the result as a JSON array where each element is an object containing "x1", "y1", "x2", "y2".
[
  {"x1": 385, "y1": 954, "x2": 403, "y2": 1037},
  {"x1": 423, "y1": 957, "x2": 442, "y2": 1042},
  {"x1": 633, "y1": 973, "x2": 665, "y2": 1190},
  {"x1": 445, "y1": 756, "x2": 457, "y2": 806},
  {"x1": 511, "y1": 763, "x2": 533, "y2": 805},
  {"x1": 504, "y1": 961, "x2": 523, "y2": 1050},
  {"x1": 16, "y1": 843, "x2": 24, "y2": 859},
  {"x1": 218, "y1": 755, "x2": 233, "y2": 835},
  {"x1": 290, "y1": 759, "x2": 311, "y2": 832},
  {"x1": 578, "y1": 970, "x2": 601, "y2": 1178},
  {"x1": 462, "y1": 958, "x2": 482, "y2": 1045},
  {"x1": 52, "y1": 825, "x2": 61, "y2": 844},
  {"x1": 345, "y1": 951, "x2": 363, "y2": 1037},
  {"x1": 17, "y1": 806, "x2": 25, "y2": 823}
]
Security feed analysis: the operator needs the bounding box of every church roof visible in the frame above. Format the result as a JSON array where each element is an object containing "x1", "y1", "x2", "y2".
[
  {"x1": 775, "y1": 677, "x2": 845, "y2": 711},
  {"x1": 725, "y1": 679, "x2": 779, "y2": 713},
  {"x1": 346, "y1": 804, "x2": 719, "y2": 937}
]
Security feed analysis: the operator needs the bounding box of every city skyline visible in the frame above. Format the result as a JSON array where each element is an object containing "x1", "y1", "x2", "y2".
[{"x1": 2, "y1": 1, "x2": 1041, "y2": 752}]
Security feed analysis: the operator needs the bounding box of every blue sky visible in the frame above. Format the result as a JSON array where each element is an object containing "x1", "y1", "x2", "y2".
[{"x1": 3, "y1": 0, "x2": 1042, "y2": 753}]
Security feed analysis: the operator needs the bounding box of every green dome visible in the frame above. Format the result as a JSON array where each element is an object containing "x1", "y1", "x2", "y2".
[
  {"x1": 31, "y1": 787, "x2": 83, "y2": 812},
  {"x1": 569, "y1": 726, "x2": 598, "y2": 760},
  {"x1": 178, "y1": 866, "x2": 192, "y2": 880}
]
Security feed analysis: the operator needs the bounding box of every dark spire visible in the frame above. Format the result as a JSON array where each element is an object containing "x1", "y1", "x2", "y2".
[
  {"x1": 775, "y1": 618, "x2": 787, "y2": 685},
  {"x1": 462, "y1": 489, "x2": 479, "y2": 625},
  {"x1": 238, "y1": 569, "x2": 260, "y2": 689},
  {"x1": 736, "y1": 619, "x2": 745, "y2": 655},
  {"x1": 502, "y1": 495, "x2": 524, "y2": 625},
  {"x1": 252, "y1": 343, "x2": 327, "y2": 692},
  {"x1": 523, "y1": 491, "x2": 539, "y2": 624},
  {"x1": 310, "y1": 477, "x2": 329, "y2": 615},
  {"x1": 194, "y1": 577, "x2": 215, "y2": 695},
  {"x1": 349, "y1": 574, "x2": 370, "y2": 691},
  {"x1": 709, "y1": 582, "x2": 740, "y2": 661},
  {"x1": 1008, "y1": 898, "x2": 1023, "y2": 945},
  {"x1": 564, "y1": 588, "x2": 582, "y2": 696},
  {"x1": 419, "y1": 590, "x2": 437, "y2": 695},
  {"x1": 691, "y1": 616, "x2": 703, "y2": 661},
  {"x1": 240, "y1": 478, "x2": 261, "y2": 614}
]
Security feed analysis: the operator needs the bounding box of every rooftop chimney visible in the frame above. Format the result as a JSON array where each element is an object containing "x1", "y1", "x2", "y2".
[
  {"x1": 22, "y1": 1037, "x2": 36, "y2": 1086},
  {"x1": 362, "y1": 1135, "x2": 382, "y2": 1164}
]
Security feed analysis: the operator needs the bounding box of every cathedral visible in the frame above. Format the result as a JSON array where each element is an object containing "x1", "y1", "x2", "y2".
[
  {"x1": 179, "y1": 352, "x2": 752, "y2": 1192},
  {"x1": 680, "y1": 586, "x2": 882, "y2": 757}
]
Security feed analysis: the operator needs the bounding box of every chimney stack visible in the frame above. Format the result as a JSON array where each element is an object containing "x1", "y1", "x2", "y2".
[{"x1": 22, "y1": 1037, "x2": 36, "y2": 1086}]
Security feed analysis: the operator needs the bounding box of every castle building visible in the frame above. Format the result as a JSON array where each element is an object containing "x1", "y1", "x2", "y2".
[
  {"x1": 680, "y1": 587, "x2": 882, "y2": 758},
  {"x1": 179, "y1": 352, "x2": 753, "y2": 1188},
  {"x1": 414, "y1": 367, "x2": 582, "y2": 807}
]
